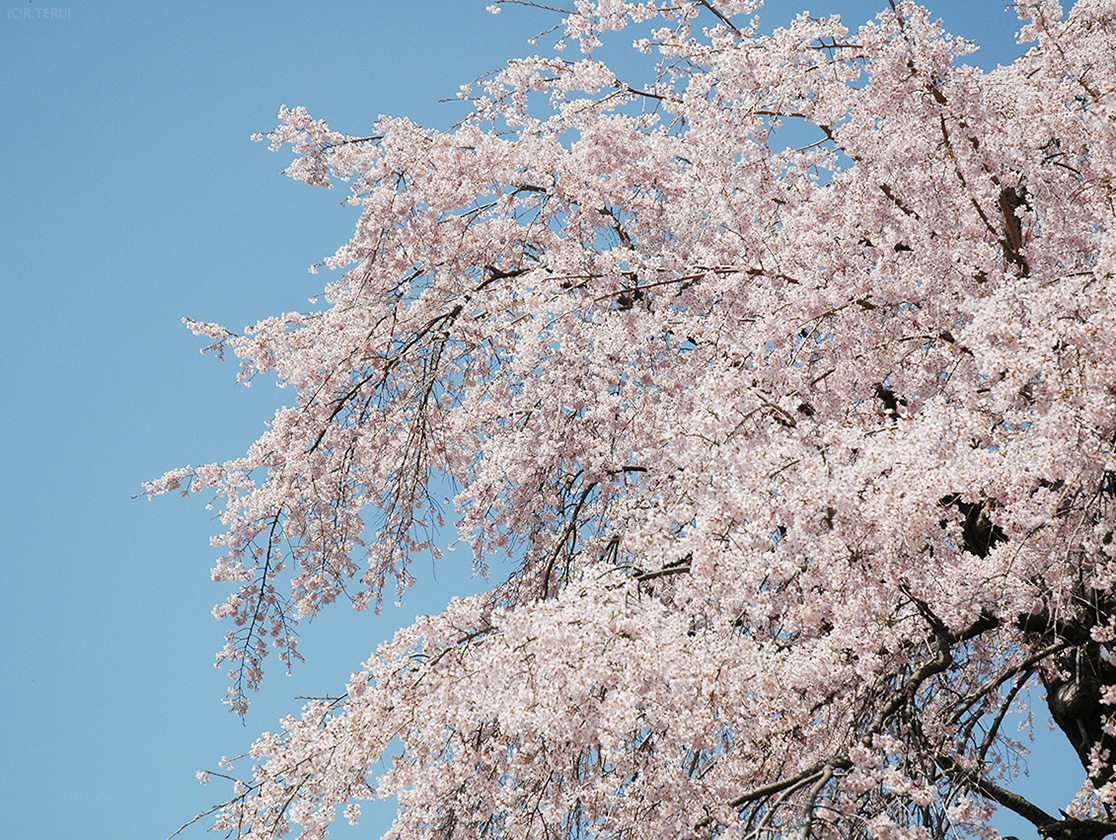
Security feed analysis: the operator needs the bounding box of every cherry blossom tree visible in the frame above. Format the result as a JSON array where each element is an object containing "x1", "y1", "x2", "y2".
[{"x1": 149, "y1": 1, "x2": 1116, "y2": 837}]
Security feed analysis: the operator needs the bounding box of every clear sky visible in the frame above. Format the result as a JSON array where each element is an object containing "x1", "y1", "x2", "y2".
[{"x1": 0, "y1": 2, "x2": 1086, "y2": 838}]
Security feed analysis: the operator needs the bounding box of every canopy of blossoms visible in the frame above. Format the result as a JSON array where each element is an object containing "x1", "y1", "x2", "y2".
[{"x1": 150, "y1": 1, "x2": 1116, "y2": 838}]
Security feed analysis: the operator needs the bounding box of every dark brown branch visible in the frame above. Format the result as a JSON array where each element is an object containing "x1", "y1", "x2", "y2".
[
  {"x1": 950, "y1": 639, "x2": 1069, "y2": 722},
  {"x1": 937, "y1": 754, "x2": 1055, "y2": 829},
  {"x1": 869, "y1": 611, "x2": 999, "y2": 735},
  {"x1": 938, "y1": 756, "x2": 1116, "y2": 839},
  {"x1": 540, "y1": 482, "x2": 597, "y2": 598},
  {"x1": 697, "y1": 0, "x2": 742, "y2": 36},
  {"x1": 635, "y1": 564, "x2": 691, "y2": 582},
  {"x1": 879, "y1": 183, "x2": 920, "y2": 218},
  {"x1": 694, "y1": 755, "x2": 853, "y2": 830},
  {"x1": 799, "y1": 760, "x2": 840, "y2": 839}
]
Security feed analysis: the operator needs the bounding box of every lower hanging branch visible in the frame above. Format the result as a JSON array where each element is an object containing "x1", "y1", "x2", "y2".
[
  {"x1": 693, "y1": 755, "x2": 853, "y2": 833},
  {"x1": 936, "y1": 754, "x2": 1116, "y2": 840}
]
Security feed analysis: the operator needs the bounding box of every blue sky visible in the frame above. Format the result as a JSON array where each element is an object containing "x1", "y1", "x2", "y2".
[{"x1": 0, "y1": 2, "x2": 1084, "y2": 838}]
